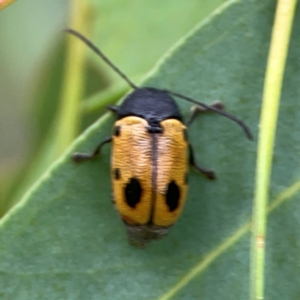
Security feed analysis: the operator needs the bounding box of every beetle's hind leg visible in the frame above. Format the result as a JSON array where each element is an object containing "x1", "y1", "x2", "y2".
[
  {"x1": 187, "y1": 100, "x2": 224, "y2": 126},
  {"x1": 187, "y1": 100, "x2": 225, "y2": 179},
  {"x1": 189, "y1": 144, "x2": 216, "y2": 180},
  {"x1": 72, "y1": 137, "x2": 112, "y2": 162}
]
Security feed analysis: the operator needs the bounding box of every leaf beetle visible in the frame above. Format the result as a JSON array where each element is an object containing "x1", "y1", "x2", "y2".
[{"x1": 67, "y1": 29, "x2": 252, "y2": 247}]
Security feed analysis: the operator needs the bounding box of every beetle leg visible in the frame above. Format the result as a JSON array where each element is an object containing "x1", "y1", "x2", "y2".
[
  {"x1": 189, "y1": 144, "x2": 216, "y2": 180},
  {"x1": 187, "y1": 100, "x2": 225, "y2": 126},
  {"x1": 111, "y1": 192, "x2": 116, "y2": 206},
  {"x1": 72, "y1": 137, "x2": 112, "y2": 162}
]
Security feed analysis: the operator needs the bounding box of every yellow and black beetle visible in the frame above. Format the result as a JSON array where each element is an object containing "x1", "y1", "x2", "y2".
[{"x1": 67, "y1": 29, "x2": 252, "y2": 246}]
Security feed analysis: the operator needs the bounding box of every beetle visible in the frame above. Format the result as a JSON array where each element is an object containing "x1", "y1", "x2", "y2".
[{"x1": 67, "y1": 29, "x2": 252, "y2": 247}]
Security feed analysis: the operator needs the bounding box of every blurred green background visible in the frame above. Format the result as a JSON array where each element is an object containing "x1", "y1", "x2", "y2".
[{"x1": 0, "y1": 0, "x2": 224, "y2": 216}]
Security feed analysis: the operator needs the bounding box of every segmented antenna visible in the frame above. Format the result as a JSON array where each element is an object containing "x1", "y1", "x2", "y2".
[
  {"x1": 65, "y1": 28, "x2": 138, "y2": 90},
  {"x1": 167, "y1": 91, "x2": 253, "y2": 140},
  {"x1": 65, "y1": 28, "x2": 252, "y2": 140}
]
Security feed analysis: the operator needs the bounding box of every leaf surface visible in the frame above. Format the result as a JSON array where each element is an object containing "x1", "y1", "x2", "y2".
[{"x1": 1, "y1": 0, "x2": 300, "y2": 299}]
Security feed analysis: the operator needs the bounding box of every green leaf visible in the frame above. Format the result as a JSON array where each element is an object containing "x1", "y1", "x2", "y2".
[{"x1": 1, "y1": 0, "x2": 300, "y2": 299}]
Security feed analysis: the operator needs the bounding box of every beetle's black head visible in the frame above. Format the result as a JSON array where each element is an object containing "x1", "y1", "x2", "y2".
[{"x1": 117, "y1": 88, "x2": 183, "y2": 124}]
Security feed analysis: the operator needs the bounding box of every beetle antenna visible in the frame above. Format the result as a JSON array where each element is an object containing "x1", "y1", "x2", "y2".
[
  {"x1": 64, "y1": 28, "x2": 138, "y2": 90},
  {"x1": 167, "y1": 91, "x2": 253, "y2": 140}
]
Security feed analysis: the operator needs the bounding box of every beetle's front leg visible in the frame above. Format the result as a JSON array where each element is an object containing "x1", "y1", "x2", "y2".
[
  {"x1": 187, "y1": 100, "x2": 225, "y2": 126},
  {"x1": 72, "y1": 136, "x2": 112, "y2": 162}
]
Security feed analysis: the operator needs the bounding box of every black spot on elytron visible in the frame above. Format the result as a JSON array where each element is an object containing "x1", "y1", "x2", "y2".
[
  {"x1": 183, "y1": 129, "x2": 188, "y2": 142},
  {"x1": 114, "y1": 125, "x2": 121, "y2": 136},
  {"x1": 166, "y1": 180, "x2": 180, "y2": 212},
  {"x1": 184, "y1": 173, "x2": 188, "y2": 185},
  {"x1": 125, "y1": 178, "x2": 142, "y2": 208},
  {"x1": 114, "y1": 168, "x2": 120, "y2": 180}
]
